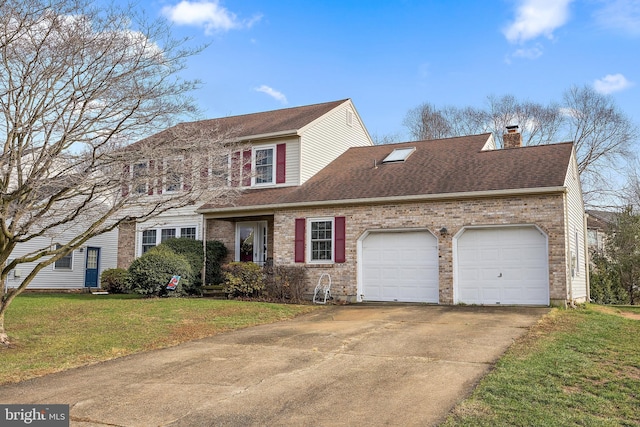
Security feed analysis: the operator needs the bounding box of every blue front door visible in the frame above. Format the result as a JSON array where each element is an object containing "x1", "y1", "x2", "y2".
[{"x1": 84, "y1": 247, "x2": 100, "y2": 287}]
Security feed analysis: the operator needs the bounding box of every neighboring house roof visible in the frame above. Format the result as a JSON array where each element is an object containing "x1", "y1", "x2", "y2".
[
  {"x1": 129, "y1": 99, "x2": 350, "y2": 148},
  {"x1": 199, "y1": 133, "x2": 575, "y2": 213},
  {"x1": 586, "y1": 209, "x2": 615, "y2": 230}
]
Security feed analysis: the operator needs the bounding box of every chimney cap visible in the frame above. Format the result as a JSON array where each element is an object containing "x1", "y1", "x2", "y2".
[{"x1": 506, "y1": 125, "x2": 519, "y2": 133}]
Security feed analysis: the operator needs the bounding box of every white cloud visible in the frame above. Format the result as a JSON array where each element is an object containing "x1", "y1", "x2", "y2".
[
  {"x1": 161, "y1": 1, "x2": 261, "y2": 34},
  {"x1": 512, "y1": 44, "x2": 544, "y2": 59},
  {"x1": 593, "y1": 0, "x2": 640, "y2": 36},
  {"x1": 593, "y1": 74, "x2": 634, "y2": 94},
  {"x1": 503, "y1": 0, "x2": 573, "y2": 43},
  {"x1": 255, "y1": 85, "x2": 288, "y2": 104}
]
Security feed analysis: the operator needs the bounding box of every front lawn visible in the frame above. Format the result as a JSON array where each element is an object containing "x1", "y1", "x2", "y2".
[
  {"x1": 0, "y1": 293, "x2": 319, "y2": 385},
  {"x1": 443, "y1": 305, "x2": 640, "y2": 426}
]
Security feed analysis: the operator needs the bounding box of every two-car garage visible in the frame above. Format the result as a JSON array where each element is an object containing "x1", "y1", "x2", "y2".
[{"x1": 359, "y1": 226, "x2": 549, "y2": 306}]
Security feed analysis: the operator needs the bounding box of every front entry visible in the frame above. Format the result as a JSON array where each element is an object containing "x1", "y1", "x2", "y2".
[
  {"x1": 84, "y1": 247, "x2": 100, "y2": 288},
  {"x1": 236, "y1": 222, "x2": 267, "y2": 265}
]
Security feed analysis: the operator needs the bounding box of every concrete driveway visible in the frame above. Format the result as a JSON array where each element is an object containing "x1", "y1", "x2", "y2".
[{"x1": 0, "y1": 305, "x2": 549, "y2": 426}]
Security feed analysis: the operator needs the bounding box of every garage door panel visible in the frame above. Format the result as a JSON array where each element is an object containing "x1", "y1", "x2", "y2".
[
  {"x1": 362, "y1": 231, "x2": 439, "y2": 303},
  {"x1": 456, "y1": 227, "x2": 548, "y2": 305}
]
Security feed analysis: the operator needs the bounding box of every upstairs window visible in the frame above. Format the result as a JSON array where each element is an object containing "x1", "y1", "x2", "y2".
[
  {"x1": 382, "y1": 147, "x2": 416, "y2": 163},
  {"x1": 132, "y1": 162, "x2": 148, "y2": 195},
  {"x1": 164, "y1": 158, "x2": 183, "y2": 193},
  {"x1": 254, "y1": 147, "x2": 274, "y2": 185}
]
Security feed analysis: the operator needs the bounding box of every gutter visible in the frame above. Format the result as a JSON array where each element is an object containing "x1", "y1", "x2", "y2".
[
  {"x1": 197, "y1": 186, "x2": 568, "y2": 216},
  {"x1": 230, "y1": 129, "x2": 299, "y2": 142}
]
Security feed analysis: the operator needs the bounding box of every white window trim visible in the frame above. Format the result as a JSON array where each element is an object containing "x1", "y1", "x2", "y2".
[
  {"x1": 307, "y1": 217, "x2": 335, "y2": 264},
  {"x1": 163, "y1": 156, "x2": 184, "y2": 194},
  {"x1": 52, "y1": 244, "x2": 74, "y2": 271},
  {"x1": 137, "y1": 225, "x2": 199, "y2": 257},
  {"x1": 252, "y1": 145, "x2": 276, "y2": 187}
]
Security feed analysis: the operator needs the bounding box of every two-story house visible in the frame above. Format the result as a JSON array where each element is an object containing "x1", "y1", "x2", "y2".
[
  {"x1": 116, "y1": 99, "x2": 373, "y2": 268},
  {"x1": 198, "y1": 124, "x2": 589, "y2": 307},
  {"x1": 117, "y1": 99, "x2": 587, "y2": 307}
]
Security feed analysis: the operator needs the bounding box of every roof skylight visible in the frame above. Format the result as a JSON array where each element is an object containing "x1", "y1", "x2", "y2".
[{"x1": 382, "y1": 147, "x2": 416, "y2": 163}]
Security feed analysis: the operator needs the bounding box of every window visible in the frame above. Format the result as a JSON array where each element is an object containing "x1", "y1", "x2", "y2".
[
  {"x1": 132, "y1": 162, "x2": 148, "y2": 194},
  {"x1": 54, "y1": 244, "x2": 73, "y2": 270},
  {"x1": 309, "y1": 219, "x2": 334, "y2": 262},
  {"x1": 161, "y1": 228, "x2": 176, "y2": 243},
  {"x1": 164, "y1": 158, "x2": 182, "y2": 192},
  {"x1": 181, "y1": 227, "x2": 197, "y2": 240},
  {"x1": 140, "y1": 226, "x2": 197, "y2": 255},
  {"x1": 142, "y1": 230, "x2": 157, "y2": 254},
  {"x1": 254, "y1": 147, "x2": 274, "y2": 185},
  {"x1": 382, "y1": 147, "x2": 416, "y2": 163}
]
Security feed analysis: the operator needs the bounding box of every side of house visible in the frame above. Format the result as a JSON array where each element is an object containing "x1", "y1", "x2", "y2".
[{"x1": 6, "y1": 228, "x2": 118, "y2": 290}]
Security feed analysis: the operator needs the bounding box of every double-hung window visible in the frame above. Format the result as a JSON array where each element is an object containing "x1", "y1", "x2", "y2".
[
  {"x1": 309, "y1": 218, "x2": 334, "y2": 262},
  {"x1": 164, "y1": 158, "x2": 183, "y2": 193},
  {"x1": 142, "y1": 230, "x2": 157, "y2": 254},
  {"x1": 140, "y1": 226, "x2": 197, "y2": 255},
  {"x1": 53, "y1": 244, "x2": 73, "y2": 270},
  {"x1": 132, "y1": 162, "x2": 148, "y2": 195},
  {"x1": 254, "y1": 147, "x2": 274, "y2": 185}
]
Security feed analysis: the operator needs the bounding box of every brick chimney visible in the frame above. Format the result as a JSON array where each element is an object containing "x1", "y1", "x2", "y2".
[{"x1": 503, "y1": 125, "x2": 522, "y2": 149}]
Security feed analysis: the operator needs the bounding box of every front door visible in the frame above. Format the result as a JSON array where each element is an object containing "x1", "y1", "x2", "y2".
[
  {"x1": 84, "y1": 247, "x2": 100, "y2": 288},
  {"x1": 236, "y1": 222, "x2": 267, "y2": 265}
]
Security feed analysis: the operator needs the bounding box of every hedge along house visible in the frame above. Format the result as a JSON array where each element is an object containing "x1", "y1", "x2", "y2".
[
  {"x1": 116, "y1": 99, "x2": 374, "y2": 268},
  {"x1": 199, "y1": 129, "x2": 589, "y2": 307}
]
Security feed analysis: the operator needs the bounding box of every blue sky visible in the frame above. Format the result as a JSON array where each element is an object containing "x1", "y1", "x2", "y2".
[{"x1": 143, "y1": 0, "x2": 639, "y2": 141}]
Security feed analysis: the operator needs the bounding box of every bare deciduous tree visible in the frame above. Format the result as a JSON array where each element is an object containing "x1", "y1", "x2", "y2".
[
  {"x1": 0, "y1": 0, "x2": 237, "y2": 345},
  {"x1": 403, "y1": 87, "x2": 638, "y2": 205}
]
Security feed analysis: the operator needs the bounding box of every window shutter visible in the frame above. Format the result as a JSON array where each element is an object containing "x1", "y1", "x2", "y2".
[
  {"x1": 230, "y1": 151, "x2": 240, "y2": 187},
  {"x1": 183, "y1": 157, "x2": 192, "y2": 191},
  {"x1": 121, "y1": 165, "x2": 130, "y2": 197},
  {"x1": 157, "y1": 161, "x2": 163, "y2": 194},
  {"x1": 276, "y1": 143, "x2": 286, "y2": 184},
  {"x1": 295, "y1": 218, "x2": 305, "y2": 263},
  {"x1": 147, "y1": 160, "x2": 154, "y2": 195},
  {"x1": 242, "y1": 149, "x2": 252, "y2": 187},
  {"x1": 334, "y1": 216, "x2": 346, "y2": 263}
]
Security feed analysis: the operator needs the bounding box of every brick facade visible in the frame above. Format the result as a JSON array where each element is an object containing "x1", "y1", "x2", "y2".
[
  {"x1": 117, "y1": 221, "x2": 136, "y2": 269},
  {"x1": 269, "y1": 193, "x2": 568, "y2": 304}
]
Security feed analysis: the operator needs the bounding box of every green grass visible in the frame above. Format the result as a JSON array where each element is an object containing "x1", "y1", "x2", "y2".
[
  {"x1": 443, "y1": 305, "x2": 640, "y2": 426},
  {"x1": 0, "y1": 293, "x2": 319, "y2": 385}
]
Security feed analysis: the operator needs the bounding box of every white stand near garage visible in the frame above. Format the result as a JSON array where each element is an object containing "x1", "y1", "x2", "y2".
[{"x1": 313, "y1": 273, "x2": 332, "y2": 304}]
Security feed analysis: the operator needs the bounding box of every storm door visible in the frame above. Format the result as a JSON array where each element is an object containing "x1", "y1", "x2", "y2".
[{"x1": 236, "y1": 222, "x2": 267, "y2": 265}]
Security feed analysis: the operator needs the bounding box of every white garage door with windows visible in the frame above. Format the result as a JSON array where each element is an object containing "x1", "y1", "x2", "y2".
[
  {"x1": 360, "y1": 230, "x2": 439, "y2": 303},
  {"x1": 455, "y1": 226, "x2": 549, "y2": 305}
]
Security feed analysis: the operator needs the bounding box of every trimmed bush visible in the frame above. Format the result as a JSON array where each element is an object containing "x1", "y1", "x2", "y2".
[
  {"x1": 159, "y1": 238, "x2": 228, "y2": 288},
  {"x1": 263, "y1": 265, "x2": 307, "y2": 303},
  {"x1": 127, "y1": 246, "x2": 193, "y2": 296},
  {"x1": 100, "y1": 268, "x2": 130, "y2": 294},
  {"x1": 223, "y1": 262, "x2": 264, "y2": 298}
]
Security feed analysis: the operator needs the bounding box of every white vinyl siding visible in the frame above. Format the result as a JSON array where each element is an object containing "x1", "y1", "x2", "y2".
[
  {"x1": 564, "y1": 151, "x2": 588, "y2": 301},
  {"x1": 135, "y1": 210, "x2": 202, "y2": 257},
  {"x1": 6, "y1": 228, "x2": 118, "y2": 290},
  {"x1": 299, "y1": 100, "x2": 373, "y2": 184}
]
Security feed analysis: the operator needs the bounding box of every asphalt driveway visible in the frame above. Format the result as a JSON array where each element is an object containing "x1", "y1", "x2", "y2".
[{"x1": 0, "y1": 305, "x2": 549, "y2": 426}]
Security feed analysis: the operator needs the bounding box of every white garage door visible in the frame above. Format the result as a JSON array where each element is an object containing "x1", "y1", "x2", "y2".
[
  {"x1": 456, "y1": 226, "x2": 549, "y2": 305},
  {"x1": 361, "y1": 231, "x2": 439, "y2": 303}
]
